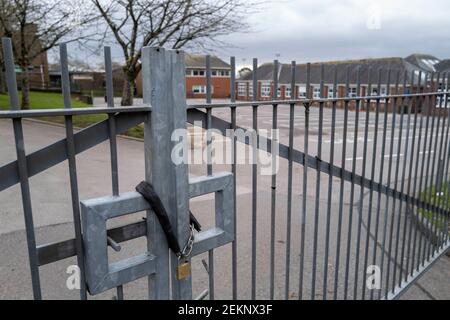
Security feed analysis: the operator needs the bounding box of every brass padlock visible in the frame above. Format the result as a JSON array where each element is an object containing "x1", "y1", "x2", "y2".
[{"x1": 177, "y1": 261, "x2": 191, "y2": 280}]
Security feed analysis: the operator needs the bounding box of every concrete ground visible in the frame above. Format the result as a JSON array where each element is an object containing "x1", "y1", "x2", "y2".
[{"x1": 0, "y1": 100, "x2": 449, "y2": 300}]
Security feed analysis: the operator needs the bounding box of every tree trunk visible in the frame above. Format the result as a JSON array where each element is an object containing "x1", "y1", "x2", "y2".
[
  {"x1": 0, "y1": 69, "x2": 5, "y2": 94},
  {"x1": 20, "y1": 66, "x2": 30, "y2": 109},
  {"x1": 21, "y1": 65, "x2": 30, "y2": 110},
  {"x1": 121, "y1": 70, "x2": 136, "y2": 106}
]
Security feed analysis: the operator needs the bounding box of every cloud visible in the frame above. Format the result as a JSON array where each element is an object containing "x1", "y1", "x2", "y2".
[
  {"x1": 217, "y1": 0, "x2": 450, "y2": 67},
  {"x1": 52, "y1": 0, "x2": 450, "y2": 69}
]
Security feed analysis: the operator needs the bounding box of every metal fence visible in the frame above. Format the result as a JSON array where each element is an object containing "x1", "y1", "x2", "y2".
[{"x1": 0, "y1": 37, "x2": 449, "y2": 300}]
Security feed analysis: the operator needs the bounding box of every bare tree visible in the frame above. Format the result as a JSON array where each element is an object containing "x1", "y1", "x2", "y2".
[
  {"x1": 92, "y1": 0, "x2": 259, "y2": 106},
  {"x1": 0, "y1": 0, "x2": 95, "y2": 109}
]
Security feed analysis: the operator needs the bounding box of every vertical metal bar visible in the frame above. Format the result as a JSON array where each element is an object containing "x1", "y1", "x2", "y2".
[
  {"x1": 382, "y1": 70, "x2": 400, "y2": 299},
  {"x1": 3, "y1": 37, "x2": 41, "y2": 300},
  {"x1": 206, "y1": 107, "x2": 212, "y2": 176},
  {"x1": 410, "y1": 71, "x2": 425, "y2": 277},
  {"x1": 405, "y1": 71, "x2": 420, "y2": 279},
  {"x1": 206, "y1": 55, "x2": 212, "y2": 104},
  {"x1": 269, "y1": 60, "x2": 279, "y2": 299},
  {"x1": 365, "y1": 69, "x2": 382, "y2": 300},
  {"x1": 251, "y1": 57, "x2": 258, "y2": 300},
  {"x1": 399, "y1": 71, "x2": 416, "y2": 286},
  {"x1": 374, "y1": 69, "x2": 391, "y2": 300},
  {"x1": 434, "y1": 78, "x2": 447, "y2": 249},
  {"x1": 208, "y1": 250, "x2": 214, "y2": 300},
  {"x1": 323, "y1": 66, "x2": 338, "y2": 300},
  {"x1": 434, "y1": 83, "x2": 446, "y2": 251},
  {"x1": 359, "y1": 68, "x2": 373, "y2": 299},
  {"x1": 299, "y1": 63, "x2": 311, "y2": 300},
  {"x1": 205, "y1": 55, "x2": 214, "y2": 298},
  {"x1": 230, "y1": 57, "x2": 236, "y2": 105},
  {"x1": 441, "y1": 76, "x2": 450, "y2": 246},
  {"x1": 426, "y1": 73, "x2": 443, "y2": 259},
  {"x1": 435, "y1": 74, "x2": 447, "y2": 251},
  {"x1": 104, "y1": 46, "x2": 122, "y2": 298},
  {"x1": 59, "y1": 43, "x2": 88, "y2": 300},
  {"x1": 143, "y1": 47, "x2": 189, "y2": 299},
  {"x1": 105, "y1": 46, "x2": 119, "y2": 196},
  {"x1": 344, "y1": 67, "x2": 361, "y2": 300},
  {"x1": 2, "y1": 38, "x2": 20, "y2": 109},
  {"x1": 104, "y1": 47, "x2": 115, "y2": 108},
  {"x1": 206, "y1": 55, "x2": 213, "y2": 176},
  {"x1": 390, "y1": 71, "x2": 408, "y2": 293},
  {"x1": 285, "y1": 61, "x2": 296, "y2": 300},
  {"x1": 438, "y1": 74, "x2": 450, "y2": 247},
  {"x1": 116, "y1": 285, "x2": 124, "y2": 300},
  {"x1": 421, "y1": 73, "x2": 437, "y2": 263},
  {"x1": 416, "y1": 73, "x2": 431, "y2": 271},
  {"x1": 333, "y1": 66, "x2": 350, "y2": 300},
  {"x1": 421, "y1": 73, "x2": 436, "y2": 263},
  {"x1": 230, "y1": 56, "x2": 238, "y2": 300},
  {"x1": 418, "y1": 73, "x2": 433, "y2": 269},
  {"x1": 311, "y1": 64, "x2": 324, "y2": 300}
]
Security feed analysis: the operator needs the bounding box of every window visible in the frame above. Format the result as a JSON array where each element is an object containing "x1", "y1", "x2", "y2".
[
  {"x1": 285, "y1": 86, "x2": 292, "y2": 98},
  {"x1": 298, "y1": 86, "x2": 307, "y2": 98},
  {"x1": 313, "y1": 87, "x2": 321, "y2": 98},
  {"x1": 238, "y1": 83, "x2": 247, "y2": 96},
  {"x1": 436, "y1": 85, "x2": 449, "y2": 108},
  {"x1": 249, "y1": 84, "x2": 254, "y2": 97},
  {"x1": 277, "y1": 86, "x2": 282, "y2": 98},
  {"x1": 261, "y1": 83, "x2": 271, "y2": 97},
  {"x1": 192, "y1": 70, "x2": 205, "y2": 76},
  {"x1": 371, "y1": 86, "x2": 387, "y2": 102},
  {"x1": 328, "y1": 87, "x2": 334, "y2": 98},
  {"x1": 186, "y1": 69, "x2": 192, "y2": 76},
  {"x1": 348, "y1": 87, "x2": 357, "y2": 97},
  {"x1": 192, "y1": 85, "x2": 213, "y2": 94},
  {"x1": 211, "y1": 70, "x2": 230, "y2": 77}
]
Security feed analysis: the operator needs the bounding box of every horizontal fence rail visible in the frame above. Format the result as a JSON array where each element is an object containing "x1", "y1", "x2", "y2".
[{"x1": 0, "y1": 36, "x2": 449, "y2": 300}]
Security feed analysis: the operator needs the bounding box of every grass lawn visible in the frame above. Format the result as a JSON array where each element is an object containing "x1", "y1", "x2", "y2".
[
  {"x1": 419, "y1": 183, "x2": 450, "y2": 232},
  {"x1": 0, "y1": 91, "x2": 144, "y2": 139}
]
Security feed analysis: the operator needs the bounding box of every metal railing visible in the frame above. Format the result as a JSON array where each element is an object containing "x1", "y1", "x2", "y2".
[
  {"x1": 0, "y1": 38, "x2": 151, "y2": 300},
  {"x1": 0, "y1": 36, "x2": 449, "y2": 300},
  {"x1": 186, "y1": 57, "x2": 450, "y2": 300}
]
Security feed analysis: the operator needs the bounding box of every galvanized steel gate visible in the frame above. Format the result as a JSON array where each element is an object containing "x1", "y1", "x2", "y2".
[{"x1": 0, "y1": 37, "x2": 449, "y2": 300}]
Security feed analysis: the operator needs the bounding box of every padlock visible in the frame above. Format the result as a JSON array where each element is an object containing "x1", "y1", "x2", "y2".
[{"x1": 177, "y1": 261, "x2": 191, "y2": 280}]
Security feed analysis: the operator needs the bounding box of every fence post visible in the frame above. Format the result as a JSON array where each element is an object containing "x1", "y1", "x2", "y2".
[{"x1": 142, "y1": 47, "x2": 191, "y2": 299}]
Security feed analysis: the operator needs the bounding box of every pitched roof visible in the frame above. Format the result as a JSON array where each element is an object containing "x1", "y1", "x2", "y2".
[
  {"x1": 436, "y1": 59, "x2": 450, "y2": 73},
  {"x1": 239, "y1": 57, "x2": 433, "y2": 85},
  {"x1": 405, "y1": 54, "x2": 441, "y2": 72},
  {"x1": 185, "y1": 54, "x2": 230, "y2": 69}
]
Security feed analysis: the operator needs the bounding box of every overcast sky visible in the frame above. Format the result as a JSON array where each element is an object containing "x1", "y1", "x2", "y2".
[
  {"x1": 217, "y1": 0, "x2": 450, "y2": 68},
  {"x1": 63, "y1": 0, "x2": 450, "y2": 69}
]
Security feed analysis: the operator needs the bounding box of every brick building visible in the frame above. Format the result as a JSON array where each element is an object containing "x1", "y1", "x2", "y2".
[
  {"x1": 135, "y1": 54, "x2": 231, "y2": 98},
  {"x1": 235, "y1": 54, "x2": 447, "y2": 111}
]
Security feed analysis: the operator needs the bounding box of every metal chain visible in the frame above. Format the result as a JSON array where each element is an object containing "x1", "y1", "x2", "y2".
[{"x1": 179, "y1": 223, "x2": 195, "y2": 260}]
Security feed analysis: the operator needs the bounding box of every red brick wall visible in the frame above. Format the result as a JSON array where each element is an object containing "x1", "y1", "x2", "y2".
[
  {"x1": 185, "y1": 76, "x2": 230, "y2": 99},
  {"x1": 136, "y1": 71, "x2": 230, "y2": 99}
]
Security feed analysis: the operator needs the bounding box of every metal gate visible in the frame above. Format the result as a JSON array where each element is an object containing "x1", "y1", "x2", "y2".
[{"x1": 0, "y1": 37, "x2": 449, "y2": 300}]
